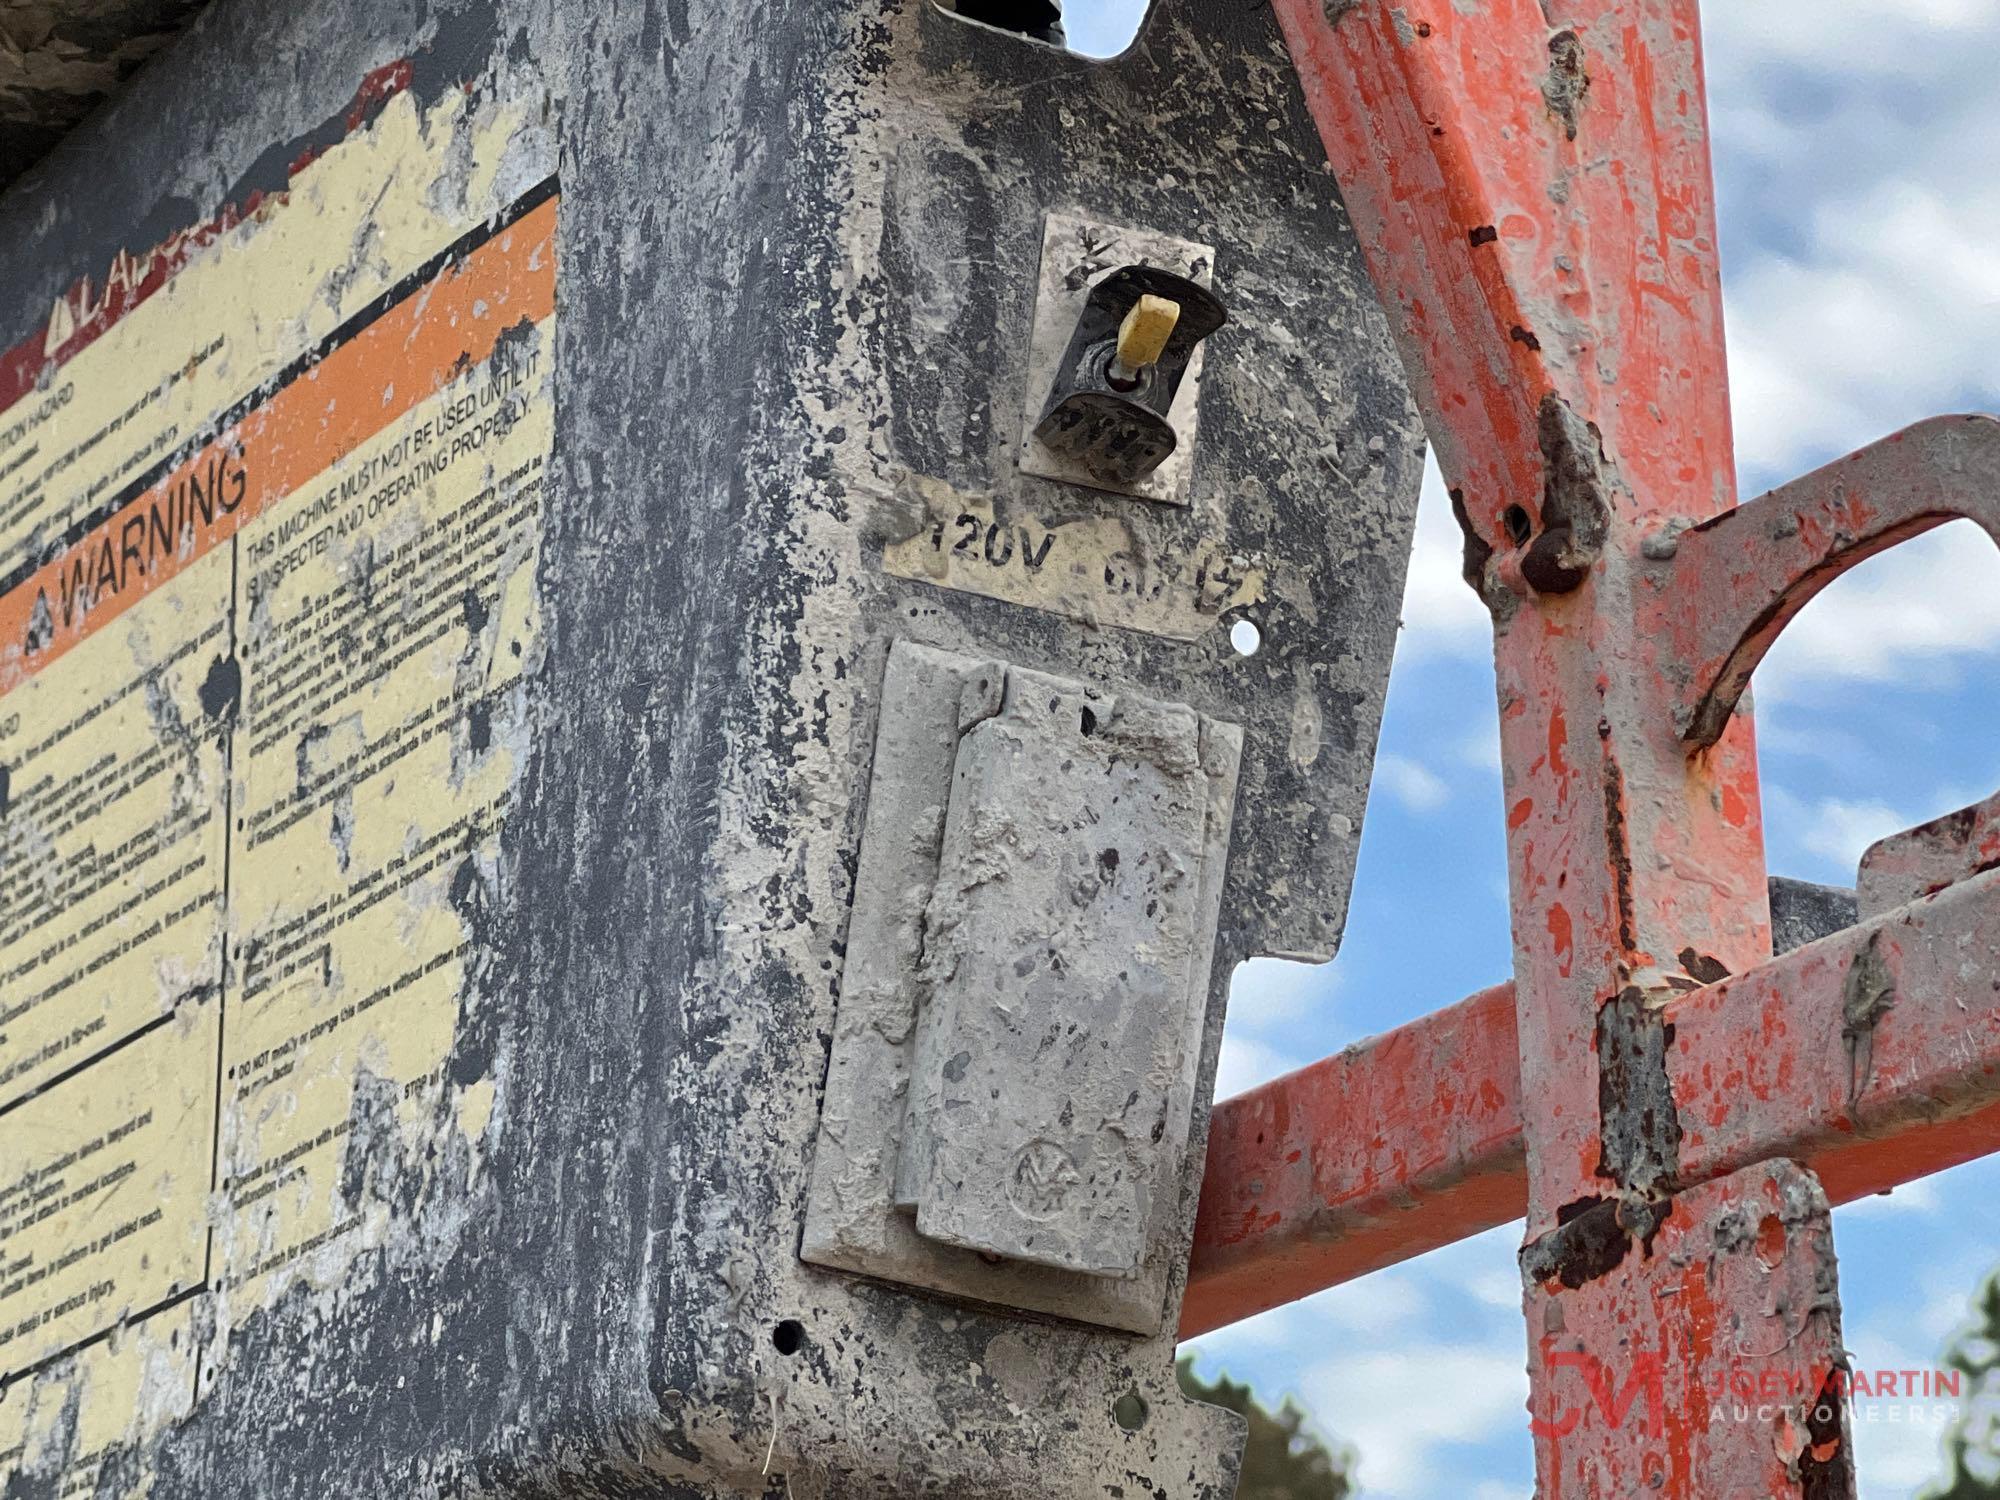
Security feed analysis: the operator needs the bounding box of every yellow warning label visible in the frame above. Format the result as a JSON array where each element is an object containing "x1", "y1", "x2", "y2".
[{"x1": 0, "y1": 79, "x2": 554, "y2": 1491}]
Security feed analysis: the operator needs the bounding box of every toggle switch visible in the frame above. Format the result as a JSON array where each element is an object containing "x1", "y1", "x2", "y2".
[
  {"x1": 1016, "y1": 215, "x2": 1225, "y2": 506},
  {"x1": 1032, "y1": 265, "x2": 1227, "y2": 488},
  {"x1": 1114, "y1": 293, "x2": 1182, "y2": 379}
]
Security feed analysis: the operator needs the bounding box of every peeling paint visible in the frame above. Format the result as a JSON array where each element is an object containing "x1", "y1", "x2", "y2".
[
  {"x1": 1541, "y1": 29, "x2": 1589, "y2": 143},
  {"x1": 1840, "y1": 931, "x2": 1897, "y2": 1109},
  {"x1": 1521, "y1": 393, "x2": 1612, "y2": 596}
]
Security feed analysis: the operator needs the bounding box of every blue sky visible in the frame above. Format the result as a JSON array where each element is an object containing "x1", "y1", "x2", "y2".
[{"x1": 1062, "y1": 1, "x2": 2000, "y2": 1494}]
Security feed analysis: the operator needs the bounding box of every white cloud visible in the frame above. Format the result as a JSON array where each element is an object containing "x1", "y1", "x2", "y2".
[
  {"x1": 1765, "y1": 782, "x2": 1991, "y2": 885},
  {"x1": 1467, "y1": 1265, "x2": 1523, "y2": 1313},
  {"x1": 1704, "y1": 0, "x2": 1999, "y2": 90},
  {"x1": 1301, "y1": 1341, "x2": 1529, "y2": 1497},
  {"x1": 1912, "y1": 1246, "x2": 2000, "y2": 1349},
  {"x1": 1212, "y1": 1035, "x2": 1299, "y2": 1102},
  {"x1": 1750, "y1": 522, "x2": 2000, "y2": 702},
  {"x1": 1724, "y1": 178, "x2": 2000, "y2": 475},
  {"x1": 1750, "y1": 706, "x2": 1876, "y2": 769},
  {"x1": 1849, "y1": 1406, "x2": 1957, "y2": 1500},
  {"x1": 1451, "y1": 725, "x2": 1504, "y2": 776},
  {"x1": 1183, "y1": 1299, "x2": 1318, "y2": 1363},
  {"x1": 1703, "y1": 0, "x2": 2000, "y2": 698},
  {"x1": 1416, "y1": 1220, "x2": 1524, "y2": 1282},
  {"x1": 1398, "y1": 454, "x2": 1492, "y2": 664},
  {"x1": 1307, "y1": 1272, "x2": 1431, "y2": 1339},
  {"x1": 1227, "y1": 956, "x2": 1335, "y2": 1036},
  {"x1": 1377, "y1": 753, "x2": 1452, "y2": 814},
  {"x1": 1184, "y1": 1304, "x2": 1312, "y2": 1376},
  {"x1": 1794, "y1": 795, "x2": 1910, "y2": 871},
  {"x1": 1837, "y1": 1174, "x2": 1944, "y2": 1219},
  {"x1": 1724, "y1": 192, "x2": 2000, "y2": 691}
]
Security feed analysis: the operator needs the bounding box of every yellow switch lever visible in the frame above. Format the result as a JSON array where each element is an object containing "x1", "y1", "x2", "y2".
[{"x1": 1115, "y1": 294, "x2": 1181, "y2": 372}]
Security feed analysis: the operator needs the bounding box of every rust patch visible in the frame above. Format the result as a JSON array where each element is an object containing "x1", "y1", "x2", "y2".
[
  {"x1": 1522, "y1": 1195, "x2": 1628, "y2": 1289},
  {"x1": 1596, "y1": 986, "x2": 1683, "y2": 1197},
  {"x1": 1521, "y1": 1192, "x2": 1671, "y2": 1290},
  {"x1": 1841, "y1": 931, "x2": 1897, "y2": 1108},
  {"x1": 1542, "y1": 29, "x2": 1589, "y2": 142},
  {"x1": 1601, "y1": 757, "x2": 1637, "y2": 955},
  {"x1": 1678, "y1": 947, "x2": 1731, "y2": 986},
  {"x1": 1521, "y1": 394, "x2": 1612, "y2": 594}
]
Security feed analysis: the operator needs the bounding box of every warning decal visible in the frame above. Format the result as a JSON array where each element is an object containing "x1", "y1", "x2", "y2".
[{"x1": 0, "y1": 81, "x2": 555, "y2": 1493}]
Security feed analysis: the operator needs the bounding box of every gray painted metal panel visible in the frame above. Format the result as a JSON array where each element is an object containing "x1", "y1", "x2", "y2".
[{"x1": 0, "y1": 0, "x2": 1425, "y2": 1494}]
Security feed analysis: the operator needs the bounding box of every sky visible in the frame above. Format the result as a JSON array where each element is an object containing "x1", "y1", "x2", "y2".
[{"x1": 1058, "y1": 1, "x2": 2000, "y2": 1495}]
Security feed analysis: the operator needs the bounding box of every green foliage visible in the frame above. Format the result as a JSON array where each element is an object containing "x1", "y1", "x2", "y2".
[
  {"x1": 1922, "y1": 1270, "x2": 2000, "y2": 1498},
  {"x1": 1177, "y1": 1356, "x2": 1354, "y2": 1500}
]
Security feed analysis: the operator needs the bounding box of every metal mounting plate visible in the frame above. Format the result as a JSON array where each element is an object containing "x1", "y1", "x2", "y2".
[{"x1": 1016, "y1": 213, "x2": 1216, "y2": 507}]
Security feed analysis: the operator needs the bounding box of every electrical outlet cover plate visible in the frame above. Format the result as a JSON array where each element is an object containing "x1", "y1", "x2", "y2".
[
  {"x1": 1017, "y1": 213, "x2": 1217, "y2": 507},
  {"x1": 802, "y1": 640, "x2": 1241, "y2": 1333}
]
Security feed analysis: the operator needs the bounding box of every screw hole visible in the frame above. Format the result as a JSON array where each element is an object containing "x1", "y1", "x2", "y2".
[
  {"x1": 1503, "y1": 505, "x2": 1533, "y2": 546},
  {"x1": 771, "y1": 1320, "x2": 806, "y2": 1356},
  {"x1": 1080, "y1": 705, "x2": 1098, "y2": 736},
  {"x1": 1112, "y1": 1388, "x2": 1150, "y2": 1431},
  {"x1": 1230, "y1": 619, "x2": 1262, "y2": 657}
]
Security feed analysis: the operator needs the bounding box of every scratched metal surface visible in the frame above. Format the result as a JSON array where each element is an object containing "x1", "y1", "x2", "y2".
[{"x1": 0, "y1": 0, "x2": 1423, "y2": 1494}]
